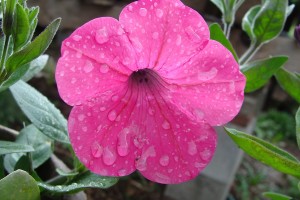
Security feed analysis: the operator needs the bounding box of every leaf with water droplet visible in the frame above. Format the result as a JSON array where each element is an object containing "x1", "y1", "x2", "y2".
[
  {"x1": 0, "y1": 141, "x2": 34, "y2": 156},
  {"x1": 4, "y1": 124, "x2": 52, "y2": 173},
  {"x1": 225, "y1": 127, "x2": 300, "y2": 179},
  {"x1": 10, "y1": 81, "x2": 69, "y2": 143},
  {"x1": 38, "y1": 171, "x2": 118, "y2": 193}
]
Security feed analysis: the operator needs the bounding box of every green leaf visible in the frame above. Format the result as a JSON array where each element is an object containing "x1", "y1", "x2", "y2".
[
  {"x1": 4, "y1": 125, "x2": 53, "y2": 173},
  {"x1": 12, "y1": 3, "x2": 30, "y2": 51},
  {"x1": 38, "y1": 171, "x2": 118, "y2": 193},
  {"x1": 28, "y1": 7, "x2": 39, "y2": 23},
  {"x1": 22, "y1": 55, "x2": 49, "y2": 82},
  {"x1": 0, "y1": 55, "x2": 48, "y2": 92},
  {"x1": 0, "y1": 156, "x2": 4, "y2": 179},
  {"x1": 225, "y1": 127, "x2": 300, "y2": 179},
  {"x1": 14, "y1": 155, "x2": 31, "y2": 172},
  {"x1": 253, "y1": 0, "x2": 288, "y2": 44},
  {"x1": 0, "y1": 170, "x2": 40, "y2": 200},
  {"x1": 263, "y1": 192, "x2": 292, "y2": 200},
  {"x1": 275, "y1": 68, "x2": 300, "y2": 103},
  {"x1": 10, "y1": 81, "x2": 69, "y2": 143},
  {"x1": 209, "y1": 23, "x2": 238, "y2": 62},
  {"x1": 242, "y1": 5, "x2": 261, "y2": 40},
  {"x1": 210, "y1": 0, "x2": 224, "y2": 13},
  {"x1": 5, "y1": 18, "x2": 61, "y2": 73},
  {"x1": 241, "y1": 56, "x2": 288, "y2": 93},
  {"x1": 2, "y1": 0, "x2": 17, "y2": 36},
  {"x1": 0, "y1": 141, "x2": 34, "y2": 155},
  {"x1": 296, "y1": 107, "x2": 300, "y2": 149}
]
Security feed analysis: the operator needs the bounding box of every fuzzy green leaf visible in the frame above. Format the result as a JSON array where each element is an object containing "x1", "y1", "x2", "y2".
[{"x1": 0, "y1": 141, "x2": 34, "y2": 155}]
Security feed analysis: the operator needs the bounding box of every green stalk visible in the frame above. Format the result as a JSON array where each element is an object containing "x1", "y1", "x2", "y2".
[
  {"x1": 0, "y1": 35, "x2": 11, "y2": 74},
  {"x1": 239, "y1": 42, "x2": 262, "y2": 65}
]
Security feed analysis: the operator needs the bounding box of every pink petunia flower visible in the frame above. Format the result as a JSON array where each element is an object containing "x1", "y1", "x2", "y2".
[{"x1": 55, "y1": 0, "x2": 245, "y2": 184}]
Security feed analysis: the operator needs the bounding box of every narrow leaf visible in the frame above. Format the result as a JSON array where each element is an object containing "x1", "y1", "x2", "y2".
[
  {"x1": 38, "y1": 171, "x2": 118, "y2": 193},
  {"x1": 22, "y1": 55, "x2": 49, "y2": 82},
  {"x1": 210, "y1": 0, "x2": 224, "y2": 13},
  {"x1": 263, "y1": 192, "x2": 292, "y2": 200},
  {"x1": 0, "y1": 170, "x2": 40, "y2": 200},
  {"x1": 241, "y1": 56, "x2": 288, "y2": 92},
  {"x1": 242, "y1": 5, "x2": 261, "y2": 40},
  {"x1": 10, "y1": 81, "x2": 69, "y2": 143},
  {"x1": 210, "y1": 23, "x2": 238, "y2": 62},
  {"x1": 0, "y1": 141, "x2": 34, "y2": 155},
  {"x1": 225, "y1": 127, "x2": 300, "y2": 179},
  {"x1": 275, "y1": 68, "x2": 300, "y2": 103},
  {"x1": 12, "y1": 3, "x2": 30, "y2": 51},
  {"x1": 5, "y1": 18, "x2": 61, "y2": 73},
  {"x1": 253, "y1": 0, "x2": 288, "y2": 44},
  {"x1": 2, "y1": 0, "x2": 17, "y2": 36}
]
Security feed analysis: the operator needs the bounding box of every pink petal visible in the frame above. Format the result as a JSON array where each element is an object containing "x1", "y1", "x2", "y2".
[
  {"x1": 56, "y1": 17, "x2": 137, "y2": 105},
  {"x1": 69, "y1": 84, "x2": 139, "y2": 177},
  {"x1": 56, "y1": 48, "x2": 128, "y2": 105},
  {"x1": 68, "y1": 79, "x2": 217, "y2": 184},
  {"x1": 160, "y1": 40, "x2": 246, "y2": 126},
  {"x1": 119, "y1": 0, "x2": 209, "y2": 70}
]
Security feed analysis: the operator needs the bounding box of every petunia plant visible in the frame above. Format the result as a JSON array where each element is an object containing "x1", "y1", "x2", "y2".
[{"x1": 0, "y1": 0, "x2": 299, "y2": 199}]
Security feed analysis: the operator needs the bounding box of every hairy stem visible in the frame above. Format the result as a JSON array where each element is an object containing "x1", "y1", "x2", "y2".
[{"x1": 0, "y1": 124, "x2": 19, "y2": 136}]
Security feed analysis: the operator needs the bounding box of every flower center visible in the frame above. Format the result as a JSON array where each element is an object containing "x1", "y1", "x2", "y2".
[{"x1": 130, "y1": 69, "x2": 153, "y2": 84}]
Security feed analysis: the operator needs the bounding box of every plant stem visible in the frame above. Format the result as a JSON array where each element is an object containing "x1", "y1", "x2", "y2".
[
  {"x1": 0, "y1": 124, "x2": 19, "y2": 136},
  {"x1": 225, "y1": 22, "x2": 233, "y2": 39},
  {"x1": 0, "y1": 35, "x2": 10, "y2": 74},
  {"x1": 45, "y1": 175, "x2": 68, "y2": 185},
  {"x1": 239, "y1": 42, "x2": 261, "y2": 65}
]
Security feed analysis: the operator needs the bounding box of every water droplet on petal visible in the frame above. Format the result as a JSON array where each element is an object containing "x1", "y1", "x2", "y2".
[
  {"x1": 77, "y1": 114, "x2": 85, "y2": 121},
  {"x1": 84, "y1": 60, "x2": 94, "y2": 73},
  {"x1": 91, "y1": 141, "x2": 103, "y2": 158},
  {"x1": 185, "y1": 26, "x2": 201, "y2": 42},
  {"x1": 176, "y1": 35, "x2": 182, "y2": 46},
  {"x1": 108, "y1": 110, "x2": 117, "y2": 121},
  {"x1": 95, "y1": 27, "x2": 109, "y2": 44},
  {"x1": 200, "y1": 149, "x2": 212, "y2": 161},
  {"x1": 136, "y1": 146, "x2": 156, "y2": 171},
  {"x1": 152, "y1": 32, "x2": 159, "y2": 40},
  {"x1": 131, "y1": 38, "x2": 143, "y2": 52},
  {"x1": 162, "y1": 120, "x2": 170, "y2": 130},
  {"x1": 156, "y1": 9, "x2": 163, "y2": 18},
  {"x1": 193, "y1": 109, "x2": 204, "y2": 120},
  {"x1": 159, "y1": 155, "x2": 169, "y2": 166},
  {"x1": 148, "y1": 107, "x2": 155, "y2": 115},
  {"x1": 139, "y1": 8, "x2": 147, "y2": 16},
  {"x1": 155, "y1": 173, "x2": 171, "y2": 183},
  {"x1": 128, "y1": 5, "x2": 133, "y2": 12},
  {"x1": 198, "y1": 67, "x2": 218, "y2": 81},
  {"x1": 103, "y1": 147, "x2": 116, "y2": 165},
  {"x1": 118, "y1": 169, "x2": 127, "y2": 176},
  {"x1": 188, "y1": 141, "x2": 197, "y2": 155},
  {"x1": 117, "y1": 128, "x2": 130, "y2": 156},
  {"x1": 72, "y1": 35, "x2": 82, "y2": 41},
  {"x1": 100, "y1": 64, "x2": 109, "y2": 73}
]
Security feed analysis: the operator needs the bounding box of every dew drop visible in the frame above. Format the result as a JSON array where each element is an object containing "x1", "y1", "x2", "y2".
[
  {"x1": 198, "y1": 67, "x2": 218, "y2": 81},
  {"x1": 176, "y1": 35, "x2": 182, "y2": 46},
  {"x1": 77, "y1": 114, "x2": 85, "y2": 121},
  {"x1": 152, "y1": 32, "x2": 159, "y2": 40},
  {"x1": 91, "y1": 141, "x2": 103, "y2": 158},
  {"x1": 185, "y1": 26, "x2": 201, "y2": 42},
  {"x1": 118, "y1": 169, "x2": 127, "y2": 176},
  {"x1": 155, "y1": 173, "x2": 171, "y2": 183},
  {"x1": 155, "y1": 9, "x2": 164, "y2": 18},
  {"x1": 84, "y1": 60, "x2": 94, "y2": 73},
  {"x1": 108, "y1": 110, "x2": 117, "y2": 121},
  {"x1": 95, "y1": 27, "x2": 109, "y2": 44},
  {"x1": 188, "y1": 141, "x2": 197, "y2": 155},
  {"x1": 162, "y1": 120, "x2": 170, "y2": 130},
  {"x1": 131, "y1": 38, "x2": 143, "y2": 52},
  {"x1": 72, "y1": 35, "x2": 82, "y2": 41},
  {"x1": 148, "y1": 107, "x2": 155, "y2": 115},
  {"x1": 200, "y1": 149, "x2": 212, "y2": 161},
  {"x1": 100, "y1": 64, "x2": 109, "y2": 73},
  {"x1": 136, "y1": 146, "x2": 156, "y2": 171},
  {"x1": 139, "y1": 8, "x2": 148, "y2": 16},
  {"x1": 103, "y1": 147, "x2": 116, "y2": 165},
  {"x1": 159, "y1": 155, "x2": 169, "y2": 166},
  {"x1": 128, "y1": 5, "x2": 133, "y2": 12},
  {"x1": 193, "y1": 109, "x2": 204, "y2": 120},
  {"x1": 117, "y1": 128, "x2": 130, "y2": 156}
]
